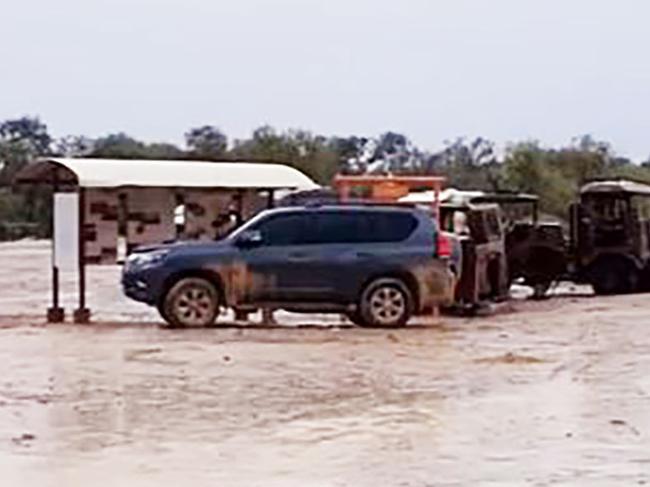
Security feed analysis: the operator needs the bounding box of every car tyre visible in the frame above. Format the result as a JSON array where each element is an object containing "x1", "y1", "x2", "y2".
[
  {"x1": 157, "y1": 302, "x2": 171, "y2": 325},
  {"x1": 162, "y1": 277, "x2": 220, "y2": 328},
  {"x1": 359, "y1": 278, "x2": 413, "y2": 328},
  {"x1": 345, "y1": 310, "x2": 366, "y2": 327}
]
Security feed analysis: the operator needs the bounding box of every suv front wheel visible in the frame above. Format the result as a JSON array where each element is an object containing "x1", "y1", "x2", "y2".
[
  {"x1": 359, "y1": 278, "x2": 413, "y2": 327},
  {"x1": 161, "y1": 277, "x2": 220, "y2": 327}
]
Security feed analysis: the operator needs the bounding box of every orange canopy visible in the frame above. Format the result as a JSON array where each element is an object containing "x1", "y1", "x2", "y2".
[{"x1": 333, "y1": 174, "x2": 446, "y2": 217}]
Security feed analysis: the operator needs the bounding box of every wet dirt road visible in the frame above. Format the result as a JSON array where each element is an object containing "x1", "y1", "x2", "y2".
[{"x1": 1, "y1": 241, "x2": 650, "y2": 486}]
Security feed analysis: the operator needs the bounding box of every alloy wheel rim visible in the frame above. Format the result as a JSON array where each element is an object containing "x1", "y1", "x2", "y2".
[
  {"x1": 175, "y1": 285, "x2": 214, "y2": 326},
  {"x1": 369, "y1": 286, "x2": 405, "y2": 326}
]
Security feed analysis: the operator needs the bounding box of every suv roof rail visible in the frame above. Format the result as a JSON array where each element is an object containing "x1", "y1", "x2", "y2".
[
  {"x1": 293, "y1": 201, "x2": 420, "y2": 210},
  {"x1": 335, "y1": 201, "x2": 418, "y2": 208}
]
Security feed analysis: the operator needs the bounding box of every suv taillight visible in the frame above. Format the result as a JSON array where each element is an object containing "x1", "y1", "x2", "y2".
[{"x1": 437, "y1": 233, "x2": 452, "y2": 258}]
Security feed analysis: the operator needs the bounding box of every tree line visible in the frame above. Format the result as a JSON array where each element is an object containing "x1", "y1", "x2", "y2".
[{"x1": 2, "y1": 116, "x2": 650, "y2": 239}]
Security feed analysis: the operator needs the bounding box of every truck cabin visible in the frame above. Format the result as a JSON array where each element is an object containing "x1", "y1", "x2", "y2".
[
  {"x1": 439, "y1": 201, "x2": 503, "y2": 241},
  {"x1": 469, "y1": 192, "x2": 567, "y2": 297},
  {"x1": 470, "y1": 193, "x2": 540, "y2": 227},
  {"x1": 576, "y1": 180, "x2": 650, "y2": 253}
]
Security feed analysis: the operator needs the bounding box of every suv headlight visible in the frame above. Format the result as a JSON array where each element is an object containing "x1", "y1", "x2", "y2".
[{"x1": 127, "y1": 249, "x2": 170, "y2": 268}]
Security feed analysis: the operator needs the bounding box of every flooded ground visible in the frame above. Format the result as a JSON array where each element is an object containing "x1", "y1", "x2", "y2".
[{"x1": 1, "y1": 240, "x2": 649, "y2": 486}]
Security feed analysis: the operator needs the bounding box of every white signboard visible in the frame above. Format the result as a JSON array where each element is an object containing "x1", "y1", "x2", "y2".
[{"x1": 54, "y1": 193, "x2": 79, "y2": 271}]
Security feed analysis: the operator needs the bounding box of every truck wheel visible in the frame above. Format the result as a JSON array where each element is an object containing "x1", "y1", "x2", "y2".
[
  {"x1": 591, "y1": 259, "x2": 639, "y2": 295},
  {"x1": 359, "y1": 278, "x2": 413, "y2": 328},
  {"x1": 592, "y1": 271, "x2": 622, "y2": 295},
  {"x1": 162, "y1": 277, "x2": 220, "y2": 327},
  {"x1": 531, "y1": 281, "x2": 551, "y2": 300}
]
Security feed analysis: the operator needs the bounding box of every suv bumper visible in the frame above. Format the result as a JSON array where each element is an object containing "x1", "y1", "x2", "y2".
[
  {"x1": 418, "y1": 260, "x2": 456, "y2": 310},
  {"x1": 121, "y1": 268, "x2": 161, "y2": 306}
]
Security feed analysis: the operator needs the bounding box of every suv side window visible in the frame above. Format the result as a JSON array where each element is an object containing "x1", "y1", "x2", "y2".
[
  {"x1": 255, "y1": 213, "x2": 310, "y2": 246},
  {"x1": 368, "y1": 212, "x2": 418, "y2": 242},
  {"x1": 310, "y1": 211, "x2": 418, "y2": 244},
  {"x1": 310, "y1": 212, "x2": 368, "y2": 244}
]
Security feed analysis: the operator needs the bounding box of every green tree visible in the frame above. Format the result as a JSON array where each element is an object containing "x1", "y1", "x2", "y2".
[
  {"x1": 435, "y1": 137, "x2": 502, "y2": 190},
  {"x1": 89, "y1": 133, "x2": 149, "y2": 159},
  {"x1": 231, "y1": 126, "x2": 340, "y2": 185},
  {"x1": 54, "y1": 135, "x2": 94, "y2": 157},
  {"x1": 87, "y1": 133, "x2": 184, "y2": 160},
  {"x1": 503, "y1": 142, "x2": 574, "y2": 218},
  {"x1": 0, "y1": 117, "x2": 53, "y2": 237},
  {"x1": 185, "y1": 125, "x2": 228, "y2": 158},
  {"x1": 328, "y1": 136, "x2": 368, "y2": 171},
  {"x1": 0, "y1": 117, "x2": 51, "y2": 183},
  {"x1": 145, "y1": 143, "x2": 185, "y2": 159}
]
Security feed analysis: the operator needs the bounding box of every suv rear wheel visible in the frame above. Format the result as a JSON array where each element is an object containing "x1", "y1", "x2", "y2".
[
  {"x1": 162, "y1": 277, "x2": 220, "y2": 327},
  {"x1": 359, "y1": 278, "x2": 413, "y2": 327}
]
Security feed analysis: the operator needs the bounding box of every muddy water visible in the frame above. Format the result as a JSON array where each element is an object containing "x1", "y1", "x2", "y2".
[{"x1": 1, "y1": 241, "x2": 650, "y2": 486}]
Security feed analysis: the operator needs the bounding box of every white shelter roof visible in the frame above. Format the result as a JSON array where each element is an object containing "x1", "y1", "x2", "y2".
[{"x1": 15, "y1": 158, "x2": 319, "y2": 190}]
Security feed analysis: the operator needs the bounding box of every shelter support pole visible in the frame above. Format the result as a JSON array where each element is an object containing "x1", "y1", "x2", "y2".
[
  {"x1": 433, "y1": 184, "x2": 440, "y2": 221},
  {"x1": 431, "y1": 182, "x2": 442, "y2": 321},
  {"x1": 266, "y1": 189, "x2": 275, "y2": 209},
  {"x1": 432, "y1": 183, "x2": 441, "y2": 323},
  {"x1": 47, "y1": 172, "x2": 64, "y2": 323},
  {"x1": 74, "y1": 188, "x2": 91, "y2": 324},
  {"x1": 47, "y1": 266, "x2": 64, "y2": 323}
]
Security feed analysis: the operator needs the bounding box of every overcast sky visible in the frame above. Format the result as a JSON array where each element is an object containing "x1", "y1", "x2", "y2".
[{"x1": 1, "y1": 0, "x2": 649, "y2": 158}]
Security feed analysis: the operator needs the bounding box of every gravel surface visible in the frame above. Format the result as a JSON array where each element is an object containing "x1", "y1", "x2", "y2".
[{"x1": 1, "y1": 240, "x2": 649, "y2": 486}]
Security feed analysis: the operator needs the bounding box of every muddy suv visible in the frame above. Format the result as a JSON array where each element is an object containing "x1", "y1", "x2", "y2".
[{"x1": 122, "y1": 205, "x2": 456, "y2": 327}]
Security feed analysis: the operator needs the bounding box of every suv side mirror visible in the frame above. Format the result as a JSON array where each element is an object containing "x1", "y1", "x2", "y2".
[{"x1": 236, "y1": 230, "x2": 263, "y2": 248}]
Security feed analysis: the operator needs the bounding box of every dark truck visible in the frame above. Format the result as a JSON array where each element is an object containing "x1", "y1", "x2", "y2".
[
  {"x1": 476, "y1": 181, "x2": 650, "y2": 297},
  {"x1": 439, "y1": 192, "x2": 567, "y2": 305},
  {"x1": 122, "y1": 205, "x2": 456, "y2": 327},
  {"x1": 471, "y1": 193, "x2": 567, "y2": 298},
  {"x1": 570, "y1": 179, "x2": 650, "y2": 294}
]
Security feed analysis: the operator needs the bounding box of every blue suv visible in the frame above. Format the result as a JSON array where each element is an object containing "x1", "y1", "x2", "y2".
[{"x1": 122, "y1": 205, "x2": 456, "y2": 327}]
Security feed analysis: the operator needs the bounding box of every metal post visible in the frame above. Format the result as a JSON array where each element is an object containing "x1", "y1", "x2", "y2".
[
  {"x1": 433, "y1": 184, "x2": 440, "y2": 221},
  {"x1": 260, "y1": 188, "x2": 277, "y2": 325},
  {"x1": 74, "y1": 187, "x2": 90, "y2": 323},
  {"x1": 236, "y1": 189, "x2": 244, "y2": 223},
  {"x1": 433, "y1": 182, "x2": 441, "y2": 320},
  {"x1": 339, "y1": 182, "x2": 350, "y2": 202},
  {"x1": 47, "y1": 259, "x2": 65, "y2": 323},
  {"x1": 47, "y1": 170, "x2": 64, "y2": 323}
]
